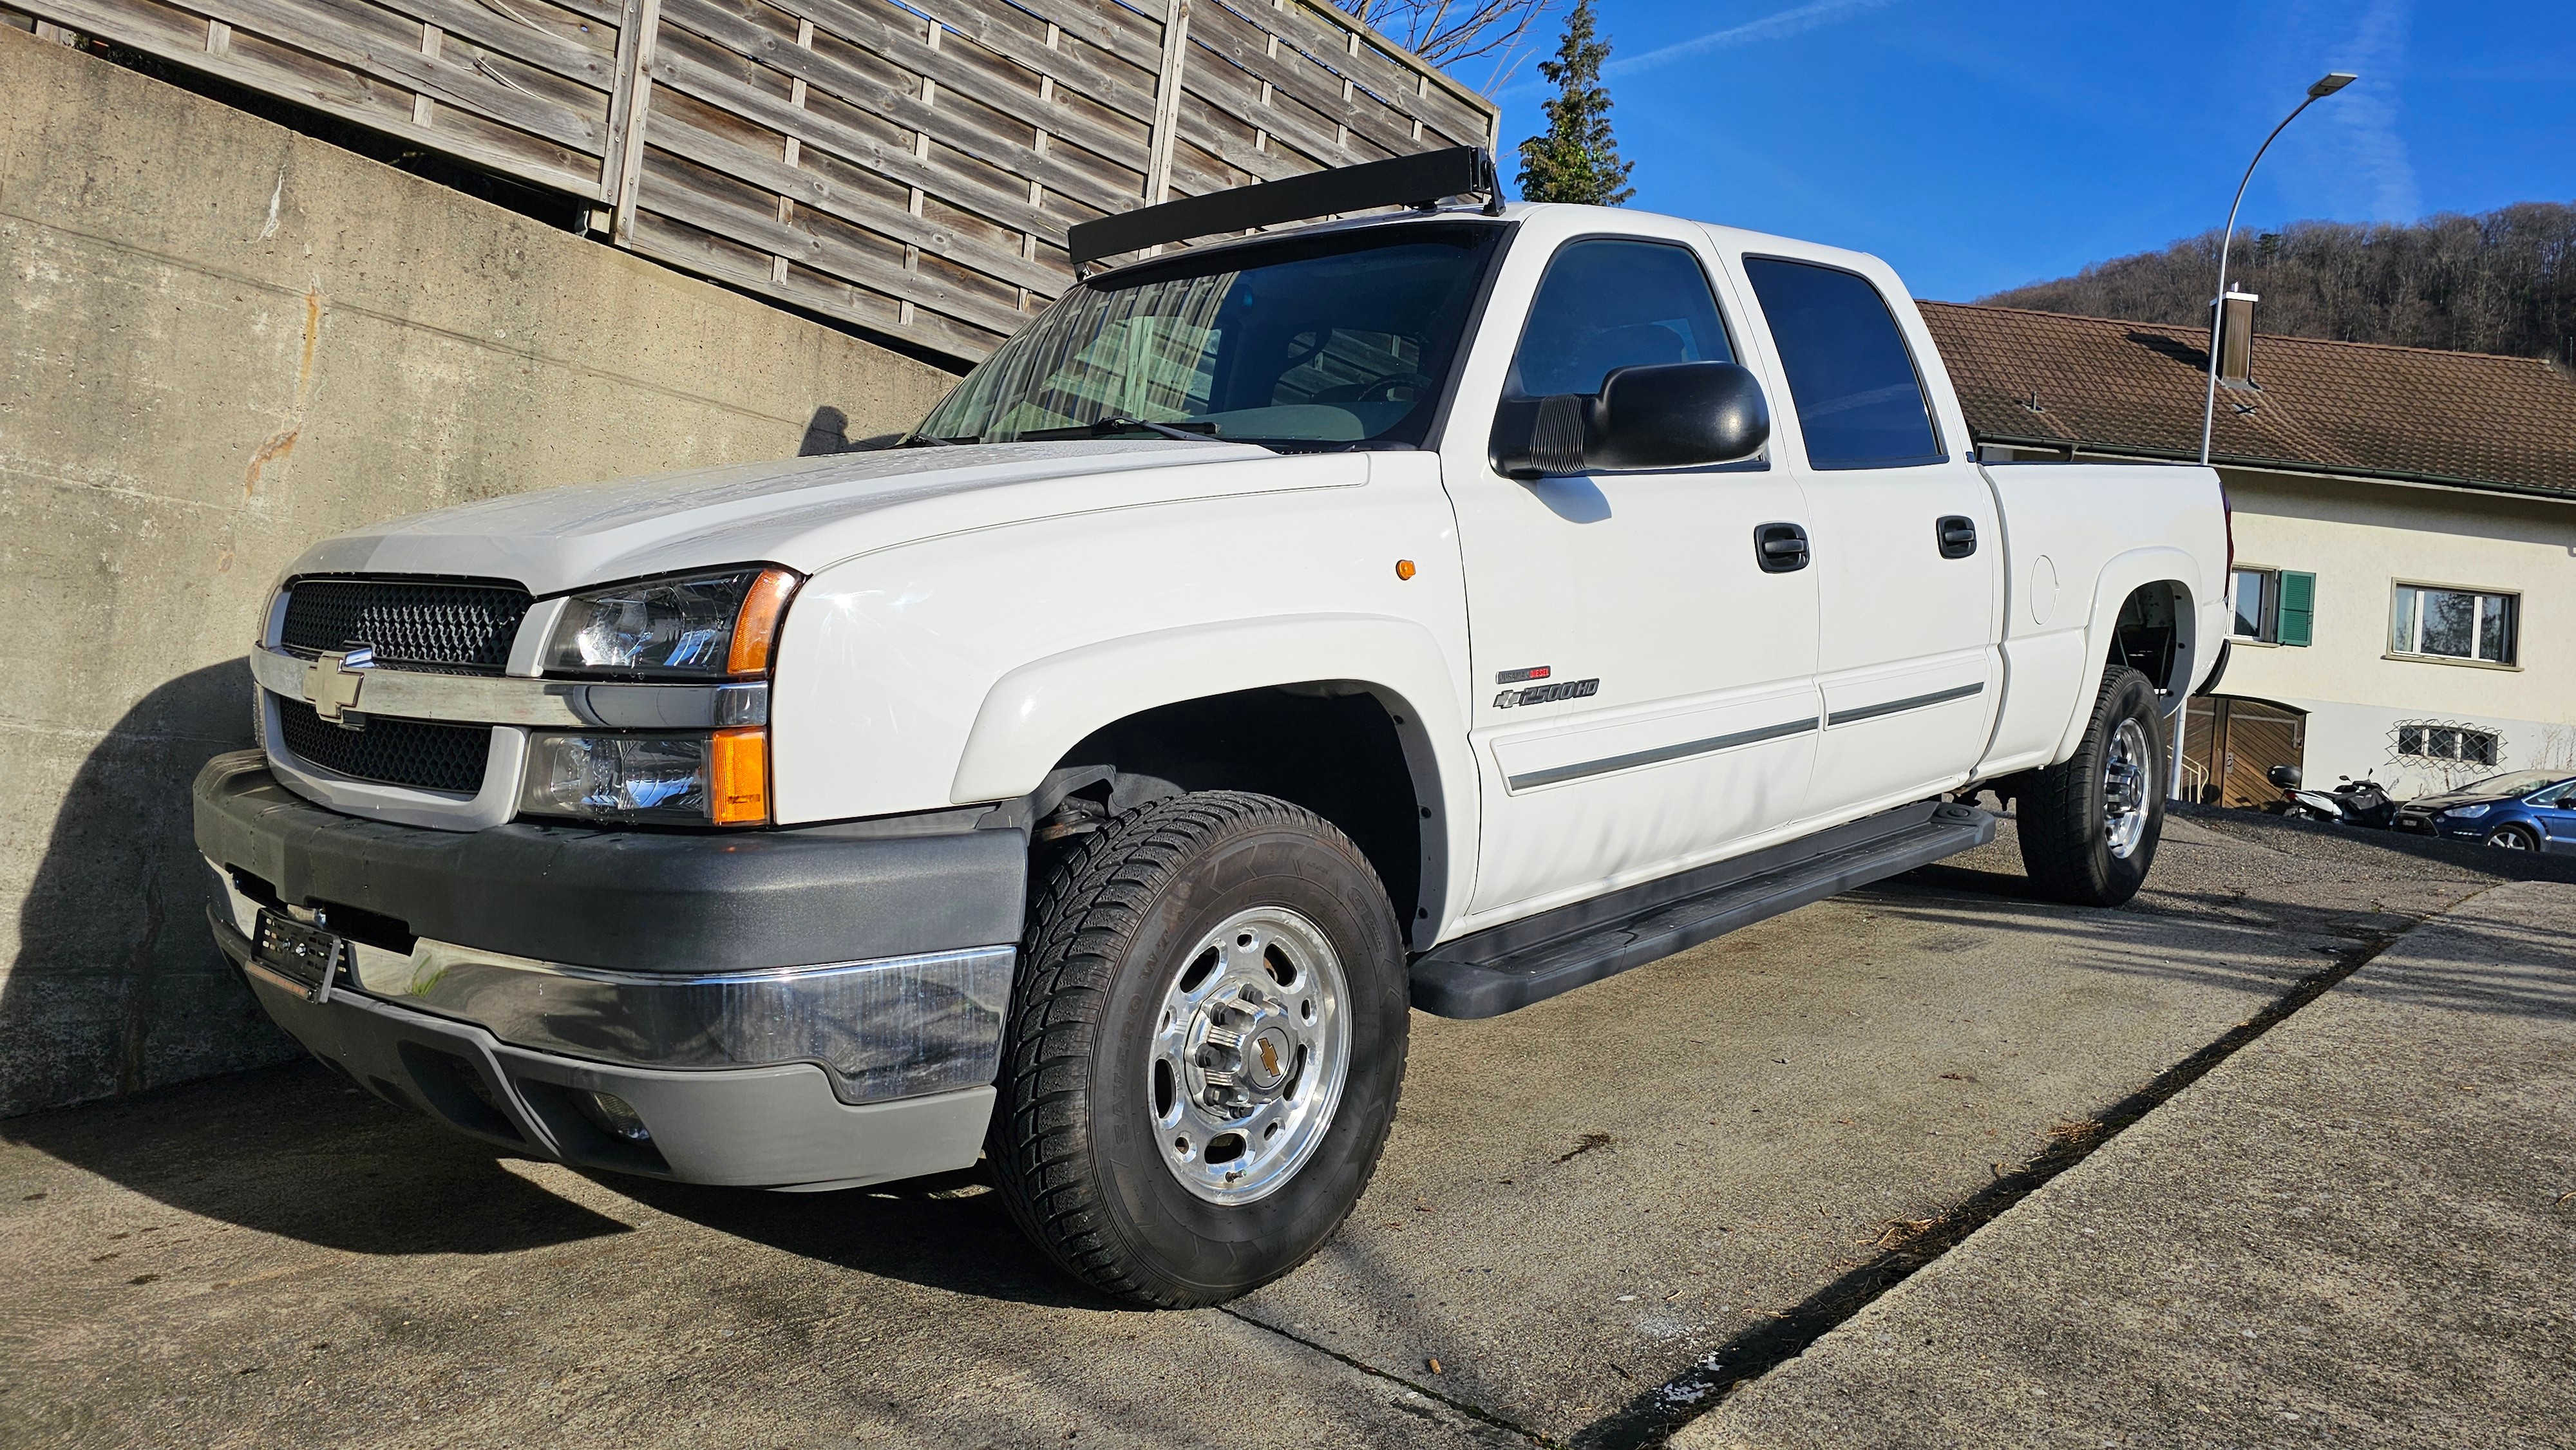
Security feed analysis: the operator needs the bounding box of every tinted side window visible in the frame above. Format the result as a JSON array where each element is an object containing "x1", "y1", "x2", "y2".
[
  {"x1": 1508, "y1": 240, "x2": 1732, "y2": 399},
  {"x1": 1741, "y1": 258, "x2": 1941, "y2": 469}
]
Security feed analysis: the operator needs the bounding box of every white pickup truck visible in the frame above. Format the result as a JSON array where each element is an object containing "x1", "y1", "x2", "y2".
[{"x1": 194, "y1": 149, "x2": 2228, "y2": 1306}]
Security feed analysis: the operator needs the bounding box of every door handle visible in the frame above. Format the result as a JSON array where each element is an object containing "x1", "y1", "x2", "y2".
[
  {"x1": 1755, "y1": 522, "x2": 1810, "y2": 573},
  {"x1": 1937, "y1": 516, "x2": 1977, "y2": 560}
]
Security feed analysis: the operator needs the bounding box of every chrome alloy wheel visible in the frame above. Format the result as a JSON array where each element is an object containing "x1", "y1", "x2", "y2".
[
  {"x1": 1149, "y1": 906, "x2": 1350, "y2": 1205},
  {"x1": 2103, "y1": 717, "x2": 2153, "y2": 860}
]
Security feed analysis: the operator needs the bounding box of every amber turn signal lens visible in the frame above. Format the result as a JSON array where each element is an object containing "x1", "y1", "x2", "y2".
[
  {"x1": 726, "y1": 567, "x2": 801, "y2": 675},
  {"x1": 1394, "y1": 559, "x2": 1417, "y2": 580},
  {"x1": 710, "y1": 728, "x2": 769, "y2": 825}
]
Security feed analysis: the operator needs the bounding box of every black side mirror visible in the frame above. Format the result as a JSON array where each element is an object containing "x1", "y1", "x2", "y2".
[{"x1": 1490, "y1": 361, "x2": 1770, "y2": 479}]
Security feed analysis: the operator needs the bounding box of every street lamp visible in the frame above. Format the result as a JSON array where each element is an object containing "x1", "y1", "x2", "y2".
[
  {"x1": 2197, "y1": 71, "x2": 2356, "y2": 467},
  {"x1": 2172, "y1": 71, "x2": 2356, "y2": 804}
]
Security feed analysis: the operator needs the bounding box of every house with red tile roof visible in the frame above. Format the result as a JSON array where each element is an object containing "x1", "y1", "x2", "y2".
[{"x1": 1920, "y1": 301, "x2": 2576, "y2": 807}]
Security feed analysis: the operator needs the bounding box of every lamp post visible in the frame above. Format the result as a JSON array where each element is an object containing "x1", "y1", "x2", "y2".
[
  {"x1": 2172, "y1": 70, "x2": 2356, "y2": 802},
  {"x1": 2197, "y1": 71, "x2": 2356, "y2": 467}
]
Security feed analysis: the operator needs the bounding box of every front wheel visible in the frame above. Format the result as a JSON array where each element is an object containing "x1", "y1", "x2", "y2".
[
  {"x1": 2018, "y1": 668, "x2": 2164, "y2": 907},
  {"x1": 986, "y1": 791, "x2": 1410, "y2": 1307},
  {"x1": 2487, "y1": 825, "x2": 2537, "y2": 851}
]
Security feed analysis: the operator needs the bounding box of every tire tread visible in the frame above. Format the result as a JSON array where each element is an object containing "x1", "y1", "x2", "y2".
[
  {"x1": 986, "y1": 791, "x2": 1401, "y2": 1307},
  {"x1": 2018, "y1": 666, "x2": 2161, "y2": 906}
]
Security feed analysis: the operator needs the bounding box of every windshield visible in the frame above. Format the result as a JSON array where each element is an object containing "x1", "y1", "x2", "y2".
[
  {"x1": 915, "y1": 222, "x2": 1506, "y2": 448},
  {"x1": 2454, "y1": 770, "x2": 2571, "y2": 798}
]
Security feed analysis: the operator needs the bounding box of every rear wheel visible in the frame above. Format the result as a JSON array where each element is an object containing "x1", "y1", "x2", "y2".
[
  {"x1": 2486, "y1": 825, "x2": 2537, "y2": 851},
  {"x1": 986, "y1": 791, "x2": 1409, "y2": 1306},
  {"x1": 2018, "y1": 668, "x2": 2164, "y2": 907}
]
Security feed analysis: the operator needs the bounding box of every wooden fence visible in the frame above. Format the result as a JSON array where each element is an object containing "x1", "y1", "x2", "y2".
[{"x1": 14, "y1": 0, "x2": 1497, "y2": 361}]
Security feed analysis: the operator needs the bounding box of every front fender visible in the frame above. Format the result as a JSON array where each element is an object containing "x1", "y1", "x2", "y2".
[{"x1": 949, "y1": 612, "x2": 1478, "y2": 949}]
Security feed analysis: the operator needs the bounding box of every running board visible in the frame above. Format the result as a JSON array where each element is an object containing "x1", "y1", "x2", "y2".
[{"x1": 1410, "y1": 801, "x2": 1996, "y2": 1019}]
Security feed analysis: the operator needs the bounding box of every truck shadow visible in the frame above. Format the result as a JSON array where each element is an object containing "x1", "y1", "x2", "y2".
[
  {"x1": 5, "y1": 1055, "x2": 1111, "y2": 1303},
  {"x1": 605, "y1": 1171, "x2": 1121, "y2": 1312},
  {"x1": 3, "y1": 662, "x2": 301, "y2": 1122},
  {"x1": 2, "y1": 1059, "x2": 630, "y2": 1254}
]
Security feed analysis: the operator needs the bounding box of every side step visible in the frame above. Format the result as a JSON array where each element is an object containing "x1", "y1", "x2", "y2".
[{"x1": 1409, "y1": 801, "x2": 1996, "y2": 1019}]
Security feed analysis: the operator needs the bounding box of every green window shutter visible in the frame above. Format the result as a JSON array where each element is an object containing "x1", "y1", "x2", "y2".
[{"x1": 2277, "y1": 571, "x2": 2316, "y2": 646}]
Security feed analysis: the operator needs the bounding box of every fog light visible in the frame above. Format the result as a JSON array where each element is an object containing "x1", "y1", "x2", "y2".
[
  {"x1": 522, "y1": 731, "x2": 742, "y2": 825},
  {"x1": 576, "y1": 1090, "x2": 651, "y2": 1142}
]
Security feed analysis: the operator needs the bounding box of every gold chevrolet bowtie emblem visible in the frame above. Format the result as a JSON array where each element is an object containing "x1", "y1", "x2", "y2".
[{"x1": 305, "y1": 646, "x2": 375, "y2": 726}]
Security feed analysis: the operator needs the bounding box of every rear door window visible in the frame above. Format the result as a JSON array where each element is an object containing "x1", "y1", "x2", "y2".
[
  {"x1": 1742, "y1": 257, "x2": 1942, "y2": 469},
  {"x1": 1507, "y1": 240, "x2": 1734, "y2": 399}
]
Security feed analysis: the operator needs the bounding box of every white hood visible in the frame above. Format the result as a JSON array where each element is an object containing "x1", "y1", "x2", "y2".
[{"x1": 283, "y1": 440, "x2": 1357, "y2": 595}]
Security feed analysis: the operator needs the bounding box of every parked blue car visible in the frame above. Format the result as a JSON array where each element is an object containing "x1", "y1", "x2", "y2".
[{"x1": 2394, "y1": 770, "x2": 2576, "y2": 851}]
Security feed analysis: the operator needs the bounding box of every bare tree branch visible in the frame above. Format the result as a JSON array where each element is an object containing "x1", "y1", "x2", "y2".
[{"x1": 1329, "y1": 0, "x2": 1562, "y2": 88}]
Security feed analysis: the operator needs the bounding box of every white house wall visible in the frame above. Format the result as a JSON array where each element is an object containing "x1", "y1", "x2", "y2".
[{"x1": 2211, "y1": 469, "x2": 2576, "y2": 795}]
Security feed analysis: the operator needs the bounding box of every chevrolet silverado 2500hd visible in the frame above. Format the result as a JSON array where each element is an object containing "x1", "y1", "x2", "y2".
[{"x1": 194, "y1": 149, "x2": 2228, "y2": 1306}]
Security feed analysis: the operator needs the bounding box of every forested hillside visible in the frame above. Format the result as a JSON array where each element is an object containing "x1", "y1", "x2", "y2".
[{"x1": 1978, "y1": 202, "x2": 2576, "y2": 364}]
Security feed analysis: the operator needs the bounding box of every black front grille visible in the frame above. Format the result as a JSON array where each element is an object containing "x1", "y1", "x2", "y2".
[
  {"x1": 281, "y1": 578, "x2": 532, "y2": 675},
  {"x1": 276, "y1": 699, "x2": 492, "y2": 795}
]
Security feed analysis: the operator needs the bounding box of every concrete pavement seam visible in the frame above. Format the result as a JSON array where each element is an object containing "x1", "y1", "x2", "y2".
[
  {"x1": 1562, "y1": 884, "x2": 2497, "y2": 1450},
  {"x1": 1217, "y1": 1305, "x2": 1552, "y2": 1445}
]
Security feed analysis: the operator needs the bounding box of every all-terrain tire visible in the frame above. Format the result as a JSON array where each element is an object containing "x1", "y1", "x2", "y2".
[
  {"x1": 2018, "y1": 667, "x2": 2164, "y2": 907},
  {"x1": 985, "y1": 791, "x2": 1410, "y2": 1307}
]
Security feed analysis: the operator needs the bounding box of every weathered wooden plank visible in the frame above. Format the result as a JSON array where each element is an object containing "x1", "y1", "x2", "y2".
[
  {"x1": 605, "y1": 0, "x2": 661, "y2": 223},
  {"x1": 21, "y1": 0, "x2": 604, "y2": 186},
  {"x1": 650, "y1": 44, "x2": 1075, "y2": 240},
  {"x1": 1177, "y1": 64, "x2": 1335, "y2": 174},
  {"x1": 647, "y1": 102, "x2": 1066, "y2": 294},
  {"x1": 1173, "y1": 9, "x2": 1348, "y2": 163},
  {"x1": 1312, "y1": 0, "x2": 1488, "y2": 127},
  {"x1": 1191, "y1": 1, "x2": 1423, "y2": 160},
  {"x1": 898, "y1": 0, "x2": 1159, "y2": 126},
  {"x1": 366, "y1": 0, "x2": 618, "y2": 88},
  {"x1": 169, "y1": 0, "x2": 608, "y2": 149},
  {"x1": 654, "y1": 0, "x2": 1142, "y2": 214},
  {"x1": 1227, "y1": 0, "x2": 1484, "y2": 140},
  {"x1": 992, "y1": 0, "x2": 1160, "y2": 73},
  {"x1": 629, "y1": 205, "x2": 1007, "y2": 358},
  {"x1": 1321, "y1": 0, "x2": 1491, "y2": 141},
  {"x1": 1168, "y1": 100, "x2": 1306, "y2": 187},
  {"x1": 469, "y1": 0, "x2": 624, "y2": 29},
  {"x1": 1211, "y1": 0, "x2": 1477, "y2": 155},
  {"x1": 1182, "y1": 0, "x2": 1388, "y2": 155},
  {"x1": 704, "y1": 0, "x2": 1155, "y2": 176}
]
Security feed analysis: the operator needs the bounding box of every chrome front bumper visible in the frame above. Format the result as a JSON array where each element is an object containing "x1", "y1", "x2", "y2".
[
  {"x1": 211, "y1": 907, "x2": 994, "y2": 1189},
  {"x1": 209, "y1": 865, "x2": 1011, "y2": 1106}
]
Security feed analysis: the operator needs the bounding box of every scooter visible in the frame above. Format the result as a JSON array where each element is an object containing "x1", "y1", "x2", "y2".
[{"x1": 2264, "y1": 766, "x2": 2398, "y2": 829}]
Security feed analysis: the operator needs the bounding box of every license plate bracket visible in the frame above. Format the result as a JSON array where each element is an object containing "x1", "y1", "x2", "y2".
[{"x1": 255, "y1": 910, "x2": 348, "y2": 1003}]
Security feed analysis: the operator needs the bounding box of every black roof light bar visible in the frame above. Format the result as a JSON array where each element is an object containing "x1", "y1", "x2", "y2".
[{"x1": 1066, "y1": 146, "x2": 1504, "y2": 271}]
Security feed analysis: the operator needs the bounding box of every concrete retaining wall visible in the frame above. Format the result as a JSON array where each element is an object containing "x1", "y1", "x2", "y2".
[{"x1": 0, "y1": 29, "x2": 959, "y2": 1116}]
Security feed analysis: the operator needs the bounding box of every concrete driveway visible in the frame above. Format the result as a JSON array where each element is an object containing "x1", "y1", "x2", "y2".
[{"x1": 2, "y1": 811, "x2": 2564, "y2": 1448}]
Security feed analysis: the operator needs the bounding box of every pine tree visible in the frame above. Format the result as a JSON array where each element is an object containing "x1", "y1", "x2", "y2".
[{"x1": 1515, "y1": 0, "x2": 1634, "y2": 206}]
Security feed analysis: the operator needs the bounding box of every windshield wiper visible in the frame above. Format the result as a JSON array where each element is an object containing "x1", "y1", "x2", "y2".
[
  {"x1": 899, "y1": 431, "x2": 969, "y2": 446},
  {"x1": 1019, "y1": 416, "x2": 1228, "y2": 443}
]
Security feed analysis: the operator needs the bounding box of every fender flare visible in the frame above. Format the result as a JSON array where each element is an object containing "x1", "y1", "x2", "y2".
[
  {"x1": 949, "y1": 613, "x2": 1479, "y2": 948},
  {"x1": 2051, "y1": 547, "x2": 2209, "y2": 764}
]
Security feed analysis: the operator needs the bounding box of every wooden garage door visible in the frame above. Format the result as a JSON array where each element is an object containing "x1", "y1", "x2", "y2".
[{"x1": 2184, "y1": 697, "x2": 2308, "y2": 809}]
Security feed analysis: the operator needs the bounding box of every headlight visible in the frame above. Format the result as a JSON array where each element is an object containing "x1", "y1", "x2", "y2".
[
  {"x1": 520, "y1": 728, "x2": 770, "y2": 825},
  {"x1": 545, "y1": 566, "x2": 800, "y2": 679},
  {"x1": 2445, "y1": 803, "x2": 2492, "y2": 819}
]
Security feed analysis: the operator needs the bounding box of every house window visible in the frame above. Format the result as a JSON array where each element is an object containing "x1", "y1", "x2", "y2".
[
  {"x1": 2397, "y1": 723, "x2": 2499, "y2": 766},
  {"x1": 2390, "y1": 584, "x2": 2517, "y2": 664},
  {"x1": 2230, "y1": 568, "x2": 2313, "y2": 646}
]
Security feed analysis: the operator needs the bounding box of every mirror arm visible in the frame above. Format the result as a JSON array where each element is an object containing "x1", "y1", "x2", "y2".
[{"x1": 1489, "y1": 393, "x2": 1598, "y2": 480}]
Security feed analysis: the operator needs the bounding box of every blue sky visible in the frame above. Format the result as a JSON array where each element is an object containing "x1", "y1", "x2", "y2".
[{"x1": 1480, "y1": 1, "x2": 2576, "y2": 301}]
